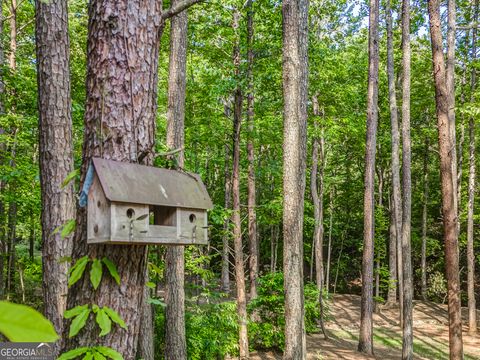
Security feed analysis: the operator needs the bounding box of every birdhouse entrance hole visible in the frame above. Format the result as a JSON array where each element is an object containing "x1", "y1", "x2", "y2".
[{"x1": 151, "y1": 206, "x2": 177, "y2": 226}]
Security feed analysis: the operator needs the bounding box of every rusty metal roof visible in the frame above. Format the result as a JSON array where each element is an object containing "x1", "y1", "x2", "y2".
[{"x1": 92, "y1": 158, "x2": 213, "y2": 210}]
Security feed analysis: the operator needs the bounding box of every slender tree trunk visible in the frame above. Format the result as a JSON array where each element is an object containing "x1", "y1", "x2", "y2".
[
  {"x1": 374, "y1": 169, "x2": 383, "y2": 310},
  {"x1": 421, "y1": 138, "x2": 429, "y2": 301},
  {"x1": 311, "y1": 95, "x2": 327, "y2": 339},
  {"x1": 385, "y1": 0, "x2": 402, "y2": 309},
  {"x1": 35, "y1": 0, "x2": 75, "y2": 350},
  {"x1": 358, "y1": 0, "x2": 379, "y2": 354},
  {"x1": 8, "y1": 0, "x2": 16, "y2": 70},
  {"x1": 246, "y1": 0, "x2": 258, "y2": 300},
  {"x1": 428, "y1": 1, "x2": 464, "y2": 358},
  {"x1": 164, "y1": 1, "x2": 188, "y2": 358},
  {"x1": 401, "y1": 0, "x2": 413, "y2": 358},
  {"x1": 6, "y1": 203, "x2": 16, "y2": 299},
  {"x1": 282, "y1": 1, "x2": 309, "y2": 358},
  {"x1": 0, "y1": 0, "x2": 4, "y2": 300},
  {"x1": 325, "y1": 189, "x2": 334, "y2": 293},
  {"x1": 29, "y1": 210, "x2": 34, "y2": 260},
  {"x1": 222, "y1": 102, "x2": 232, "y2": 293},
  {"x1": 466, "y1": 0, "x2": 478, "y2": 335},
  {"x1": 333, "y1": 231, "x2": 345, "y2": 295},
  {"x1": 387, "y1": 193, "x2": 398, "y2": 304},
  {"x1": 232, "y1": 9, "x2": 249, "y2": 359},
  {"x1": 62, "y1": 0, "x2": 166, "y2": 356}
]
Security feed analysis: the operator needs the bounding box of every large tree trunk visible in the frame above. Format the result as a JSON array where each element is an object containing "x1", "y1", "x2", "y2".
[
  {"x1": 466, "y1": 0, "x2": 478, "y2": 335},
  {"x1": 421, "y1": 138, "x2": 429, "y2": 301},
  {"x1": 62, "y1": 0, "x2": 164, "y2": 357},
  {"x1": 358, "y1": 0, "x2": 379, "y2": 354},
  {"x1": 232, "y1": 8, "x2": 249, "y2": 359},
  {"x1": 385, "y1": 0, "x2": 402, "y2": 309},
  {"x1": 427, "y1": 1, "x2": 464, "y2": 358},
  {"x1": 164, "y1": 1, "x2": 188, "y2": 358},
  {"x1": 446, "y1": 0, "x2": 459, "y2": 236},
  {"x1": 35, "y1": 0, "x2": 75, "y2": 352},
  {"x1": 246, "y1": 0, "x2": 258, "y2": 300},
  {"x1": 401, "y1": 0, "x2": 413, "y2": 358},
  {"x1": 282, "y1": 1, "x2": 309, "y2": 358}
]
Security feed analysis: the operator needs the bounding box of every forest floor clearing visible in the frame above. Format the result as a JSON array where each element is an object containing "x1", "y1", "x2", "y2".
[{"x1": 251, "y1": 293, "x2": 480, "y2": 360}]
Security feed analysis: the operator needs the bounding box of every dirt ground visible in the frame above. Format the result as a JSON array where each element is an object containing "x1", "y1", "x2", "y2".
[{"x1": 251, "y1": 294, "x2": 480, "y2": 360}]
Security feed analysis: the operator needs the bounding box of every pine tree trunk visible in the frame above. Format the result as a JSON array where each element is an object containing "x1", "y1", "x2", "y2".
[
  {"x1": 427, "y1": 1, "x2": 464, "y2": 358},
  {"x1": 401, "y1": 0, "x2": 413, "y2": 357},
  {"x1": 387, "y1": 193, "x2": 398, "y2": 305},
  {"x1": 35, "y1": 0, "x2": 75, "y2": 350},
  {"x1": 232, "y1": 8, "x2": 249, "y2": 358},
  {"x1": 164, "y1": 1, "x2": 188, "y2": 357},
  {"x1": 282, "y1": 1, "x2": 309, "y2": 358},
  {"x1": 421, "y1": 138, "x2": 429, "y2": 301},
  {"x1": 246, "y1": 0, "x2": 258, "y2": 300},
  {"x1": 466, "y1": 0, "x2": 478, "y2": 335},
  {"x1": 385, "y1": 0, "x2": 402, "y2": 309},
  {"x1": 62, "y1": 0, "x2": 165, "y2": 357},
  {"x1": 358, "y1": 0, "x2": 379, "y2": 354}
]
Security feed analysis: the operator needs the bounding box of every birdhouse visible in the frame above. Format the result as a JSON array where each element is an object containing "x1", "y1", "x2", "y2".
[{"x1": 84, "y1": 158, "x2": 213, "y2": 245}]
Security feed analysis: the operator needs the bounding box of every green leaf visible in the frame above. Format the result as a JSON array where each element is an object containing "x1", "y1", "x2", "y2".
[
  {"x1": 147, "y1": 298, "x2": 166, "y2": 307},
  {"x1": 95, "y1": 309, "x2": 112, "y2": 336},
  {"x1": 103, "y1": 306, "x2": 127, "y2": 329},
  {"x1": 102, "y1": 257, "x2": 120, "y2": 284},
  {"x1": 62, "y1": 168, "x2": 80, "y2": 188},
  {"x1": 64, "y1": 304, "x2": 90, "y2": 319},
  {"x1": 83, "y1": 353, "x2": 94, "y2": 360},
  {"x1": 90, "y1": 258, "x2": 103, "y2": 290},
  {"x1": 0, "y1": 301, "x2": 58, "y2": 342},
  {"x1": 146, "y1": 281, "x2": 155, "y2": 289},
  {"x1": 68, "y1": 307, "x2": 91, "y2": 338},
  {"x1": 61, "y1": 219, "x2": 76, "y2": 239},
  {"x1": 93, "y1": 352, "x2": 107, "y2": 360},
  {"x1": 57, "y1": 347, "x2": 90, "y2": 360},
  {"x1": 92, "y1": 304, "x2": 99, "y2": 313},
  {"x1": 69, "y1": 256, "x2": 90, "y2": 287},
  {"x1": 95, "y1": 347, "x2": 123, "y2": 360}
]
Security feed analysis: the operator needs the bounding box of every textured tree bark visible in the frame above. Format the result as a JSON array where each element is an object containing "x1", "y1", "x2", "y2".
[
  {"x1": 427, "y1": 1, "x2": 464, "y2": 358},
  {"x1": 282, "y1": 1, "x2": 309, "y2": 358},
  {"x1": 421, "y1": 139, "x2": 429, "y2": 301},
  {"x1": 35, "y1": 0, "x2": 75, "y2": 352},
  {"x1": 358, "y1": 0, "x2": 379, "y2": 355},
  {"x1": 246, "y1": 0, "x2": 258, "y2": 300},
  {"x1": 8, "y1": 0, "x2": 17, "y2": 70},
  {"x1": 61, "y1": 0, "x2": 163, "y2": 357},
  {"x1": 466, "y1": 0, "x2": 478, "y2": 335},
  {"x1": 0, "y1": 0, "x2": 6, "y2": 300},
  {"x1": 385, "y1": 0, "x2": 402, "y2": 309},
  {"x1": 310, "y1": 95, "x2": 327, "y2": 339},
  {"x1": 232, "y1": 9, "x2": 249, "y2": 359},
  {"x1": 446, "y1": 0, "x2": 459, "y2": 236},
  {"x1": 401, "y1": 0, "x2": 413, "y2": 358},
  {"x1": 165, "y1": 1, "x2": 188, "y2": 358}
]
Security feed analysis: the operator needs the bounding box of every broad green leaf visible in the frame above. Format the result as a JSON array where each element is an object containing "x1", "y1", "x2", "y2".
[
  {"x1": 102, "y1": 257, "x2": 120, "y2": 284},
  {"x1": 145, "y1": 281, "x2": 155, "y2": 289},
  {"x1": 62, "y1": 168, "x2": 80, "y2": 188},
  {"x1": 90, "y1": 258, "x2": 103, "y2": 290},
  {"x1": 61, "y1": 219, "x2": 76, "y2": 239},
  {"x1": 103, "y1": 306, "x2": 127, "y2": 329},
  {"x1": 95, "y1": 309, "x2": 112, "y2": 336},
  {"x1": 83, "y1": 353, "x2": 94, "y2": 360},
  {"x1": 57, "y1": 347, "x2": 90, "y2": 360},
  {"x1": 68, "y1": 307, "x2": 91, "y2": 338},
  {"x1": 69, "y1": 256, "x2": 90, "y2": 287},
  {"x1": 95, "y1": 347, "x2": 123, "y2": 360},
  {"x1": 64, "y1": 304, "x2": 90, "y2": 319},
  {"x1": 92, "y1": 304, "x2": 99, "y2": 313},
  {"x1": 0, "y1": 301, "x2": 58, "y2": 342}
]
